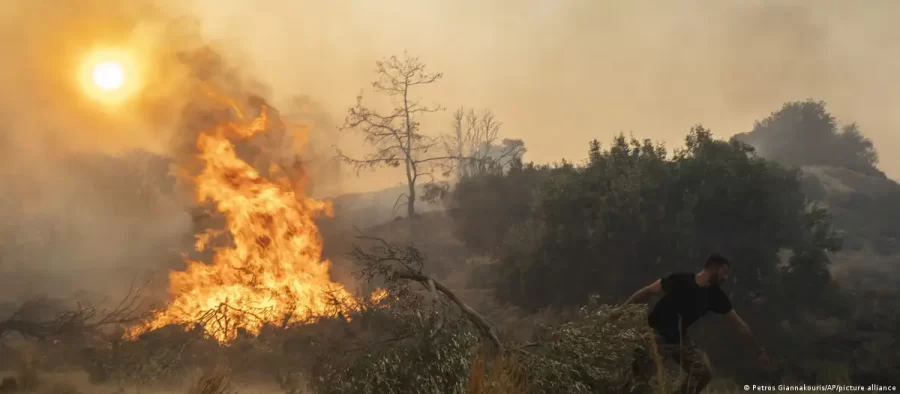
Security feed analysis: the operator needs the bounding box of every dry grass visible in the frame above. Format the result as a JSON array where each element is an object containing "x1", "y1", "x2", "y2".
[
  {"x1": 0, "y1": 356, "x2": 84, "y2": 394},
  {"x1": 14, "y1": 354, "x2": 39, "y2": 392},
  {"x1": 186, "y1": 368, "x2": 235, "y2": 394},
  {"x1": 466, "y1": 351, "x2": 528, "y2": 394}
]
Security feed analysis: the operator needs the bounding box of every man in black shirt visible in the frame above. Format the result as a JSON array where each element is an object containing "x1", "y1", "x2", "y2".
[{"x1": 612, "y1": 254, "x2": 769, "y2": 393}]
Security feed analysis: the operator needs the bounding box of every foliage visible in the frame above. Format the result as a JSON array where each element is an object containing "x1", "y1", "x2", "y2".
[
  {"x1": 313, "y1": 315, "x2": 479, "y2": 394},
  {"x1": 800, "y1": 168, "x2": 900, "y2": 255},
  {"x1": 449, "y1": 161, "x2": 553, "y2": 255},
  {"x1": 442, "y1": 124, "x2": 868, "y2": 387},
  {"x1": 732, "y1": 100, "x2": 881, "y2": 176},
  {"x1": 510, "y1": 300, "x2": 650, "y2": 394},
  {"x1": 310, "y1": 239, "x2": 657, "y2": 394},
  {"x1": 306, "y1": 237, "x2": 485, "y2": 394},
  {"x1": 732, "y1": 100, "x2": 900, "y2": 255},
  {"x1": 455, "y1": 127, "x2": 843, "y2": 318}
]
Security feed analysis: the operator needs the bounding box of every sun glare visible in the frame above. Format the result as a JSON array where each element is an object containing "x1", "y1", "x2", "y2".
[
  {"x1": 92, "y1": 61, "x2": 125, "y2": 91},
  {"x1": 79, "y1": 49, "x2": 141, "y2": 105}
]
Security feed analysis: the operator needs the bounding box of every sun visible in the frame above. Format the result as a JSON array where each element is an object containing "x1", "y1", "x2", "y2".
[
  {"x1": 78, "y1": 49, "x2": 141, "y2": 105},
  {"x1": 92, "y1": 61, "x2": 125, "y2": 91}
]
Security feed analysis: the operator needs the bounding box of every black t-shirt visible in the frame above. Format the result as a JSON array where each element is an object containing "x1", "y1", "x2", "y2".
[{"x1": 647, "y1": 272, "x2": 733, "y2": 343}]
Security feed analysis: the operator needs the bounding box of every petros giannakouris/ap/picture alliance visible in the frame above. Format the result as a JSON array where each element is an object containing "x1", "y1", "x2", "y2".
[{"x1": 744, "y1": 383, "x2": 897, "y2": 391}]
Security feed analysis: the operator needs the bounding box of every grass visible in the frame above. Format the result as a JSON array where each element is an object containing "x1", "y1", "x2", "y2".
[
  {"x1": 186, "y1": 368, "x2": 235, "y2": 394},
  {"x1": 466, "y1": 351, "x2": 527, "y2": 394}
]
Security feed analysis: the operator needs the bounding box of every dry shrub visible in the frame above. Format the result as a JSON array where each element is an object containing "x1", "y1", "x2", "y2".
[
  {"x1": 0, "y1": 352, "x2": 82, "y2": 394},
  {"x1": 311, "y1": 319, "x2": 479, "y2": 394},
  {"x1": 508, "y1": 298, "x2": 650, "y2": 394},
  {"x1": 83, "y1": 325, "x2": 221, "y2": 385},
  {"x1": 187, "y1": 367, "x2": 235, "y2": 394},
  {"x1": 466, "y1": 351, "x2": 527, "y2": 394}
]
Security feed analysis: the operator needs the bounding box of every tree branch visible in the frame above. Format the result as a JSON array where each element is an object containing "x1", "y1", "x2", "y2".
[
  {"x1": 348, "y1": 235, "x2": 503, "y2": 353},
  {"x1": 0, "y1": 283, "x2": 150, "y2": 341},
  {"x1": 391, "y1": 270, "x2": 502, "y2": 352}
]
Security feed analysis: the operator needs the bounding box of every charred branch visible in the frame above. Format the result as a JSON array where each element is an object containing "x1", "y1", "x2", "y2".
[
  {"x1": 391, "y1": 270, "x2": 502, "y2": 353},
  {"x1": 0, "y1": 283, "x2": 149, "y2": 341},
  {"x1": 348, "y1": 235, "x2": 503, "y2": 353}
]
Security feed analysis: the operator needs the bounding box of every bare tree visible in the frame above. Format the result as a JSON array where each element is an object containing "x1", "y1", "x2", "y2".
[
  {"x1": 420, "y1": 108, "x2": 526, "y2": 206},
  {"x1": 338, "y1": 52, "x2": 458, "y2": 219},
  {"x1": 446, "y1": 108, "x2": 524, "y2": 179}
]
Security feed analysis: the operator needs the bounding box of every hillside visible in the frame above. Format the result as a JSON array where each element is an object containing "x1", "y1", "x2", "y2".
[
  {"x1": 317, "y1": 163, "x2": 900, "y2": 284},
  {"x1": 798, "y1": 165, "x2": 900, "y2": 290},
  {"x1": 800, "y1": 165, "x2": 900, "y2": 255},
  {"x1": 319, "y1": 184, "x2": 442, "y2": 233}
]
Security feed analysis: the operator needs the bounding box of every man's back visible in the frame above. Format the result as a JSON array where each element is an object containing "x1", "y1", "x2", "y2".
[{"x1": 648, "y1": 272, "x2": 732, "y2": 342}]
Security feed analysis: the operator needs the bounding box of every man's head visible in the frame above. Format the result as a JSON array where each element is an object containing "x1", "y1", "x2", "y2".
[{"x1": 704, "y1": 253, "x2": 730, "y2": 285}]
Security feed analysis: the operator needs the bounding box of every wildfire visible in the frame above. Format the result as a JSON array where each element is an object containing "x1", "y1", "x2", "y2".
[{"x1": 127, "y1": 89, "x2": 375, "y2": 343}]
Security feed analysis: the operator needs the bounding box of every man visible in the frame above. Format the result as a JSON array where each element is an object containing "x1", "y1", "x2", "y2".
[{"x1": 611, "y1": 253, "x2": 769, "y2": 394}]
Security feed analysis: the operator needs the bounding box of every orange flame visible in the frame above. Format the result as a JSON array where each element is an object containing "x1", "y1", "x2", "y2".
[{"x1": 127, "y1": 91, "x2": 373, "y2": 343}]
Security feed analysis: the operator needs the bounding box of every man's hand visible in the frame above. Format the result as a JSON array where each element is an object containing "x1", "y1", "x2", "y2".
[
  {"x1": 608, "y1": 308, "x2": 624, "y2": 321},
  {"x1": 726, "y1": 310, "x2": 769, "y2": 369},
  {"x1": 617, "y1": 279, "x2": 664, "y2": 313}
]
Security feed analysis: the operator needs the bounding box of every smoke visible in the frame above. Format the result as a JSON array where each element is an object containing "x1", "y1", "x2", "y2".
[
  {"x1": 3, "y1": 0, "x2": 899, "y2": 298},
  {"x1": 0, "y1": 0, "x2": 339, "y2": 300},
  {"x1": 184, "y1": 0, "x2": 900, "y2": 184}
]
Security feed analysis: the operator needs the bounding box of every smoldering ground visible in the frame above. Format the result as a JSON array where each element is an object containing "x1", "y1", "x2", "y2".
[{"x1": 0, "y1": 0, "x2": 340, "y2": 301}]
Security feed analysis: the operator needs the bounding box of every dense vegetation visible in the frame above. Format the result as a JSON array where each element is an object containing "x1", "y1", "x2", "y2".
[
  {"x1": 734, "y1": 100, "x2": 900, "y2": 255},
  {"x1": 308, "y1": 109, "x2": 900, "y2": 393},
  {"x1": 441, "y1": 105, "x2": 900, "y2": 388},
  {"x1": 4, "y1": 88, "x2": 900, "y2": 393},
  {"x1": 732, "y1": 100, "x2": 880, "y2": 177},
  {"x1": 454, "y1": 127, "x2": 842, "y2": 311}
]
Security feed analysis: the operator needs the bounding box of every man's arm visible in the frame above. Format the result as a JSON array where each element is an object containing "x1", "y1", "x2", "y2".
[
  {"x1": 726, "y1": 310, "x2": 765, "y2": 354},
  {"x1": 620, "y1": 279, "x2": 664, "y2": 306}
]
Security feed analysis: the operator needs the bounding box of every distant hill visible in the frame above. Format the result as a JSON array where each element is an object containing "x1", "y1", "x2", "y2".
[
  {"x1": 795, "y1": 165, "x2": 900, "y2": 290},
  {"x1": 320, "y1": 184, "x2": 442, "y2": 232},
  {"x1": 799, "y1": 165, "x2": 900, "y2": 255}
]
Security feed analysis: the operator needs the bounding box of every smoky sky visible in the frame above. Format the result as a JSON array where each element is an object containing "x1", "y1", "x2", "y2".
[
  {"x1": 0, "y1": 0, "x2": 338, "y2": 299},
  {"x1": 1, "y1": 0, "x2": 897, "y2": 298},
  {"x1": 187, "y1": 0, "x2": 900, "y2": 191}
]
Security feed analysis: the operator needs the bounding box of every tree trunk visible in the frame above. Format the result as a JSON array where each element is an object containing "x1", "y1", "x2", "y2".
[
  {"x1": 406, "y1": 183, "x2": 416, "y2": 239},
  {"x1": 407, "y1": 183, "x2": 416, "y2": 219}
]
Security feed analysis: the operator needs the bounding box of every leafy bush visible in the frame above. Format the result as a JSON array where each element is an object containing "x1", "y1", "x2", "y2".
[
  {"x1": 450, "y1": 161, "x2": 552, "y2": 255},
  {"x1": 732, "y1": 100, "x2": 881, "y2": 176},
  {"x1": 481, "y1": 127, "x2": 842, "y2": 315},
  {"x1": 510, "y1": 300, "x2": 650, "y2": 394},
  {"x1": 313, "y1": 317, "x2": 479, "y2": 394}
]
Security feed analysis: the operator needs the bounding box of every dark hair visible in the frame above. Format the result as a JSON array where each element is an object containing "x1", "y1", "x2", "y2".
[{"x1": 705, "y1": 253, "x2": 730, "y2": 268}]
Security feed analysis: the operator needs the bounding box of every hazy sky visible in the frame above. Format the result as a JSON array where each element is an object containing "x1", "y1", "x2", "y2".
[
  {"x1": 6, "y1": 0, "x2": 898, "y2": 300},
  {"x1": 179, "y1": 0, "x2": 899, "y2": 194},
  {"x1": 1, "y1": 0, "x2": 897, "y2": 302},
  {"x1": 3, "y1": 0, "x2": 899, "y2": 197}
]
